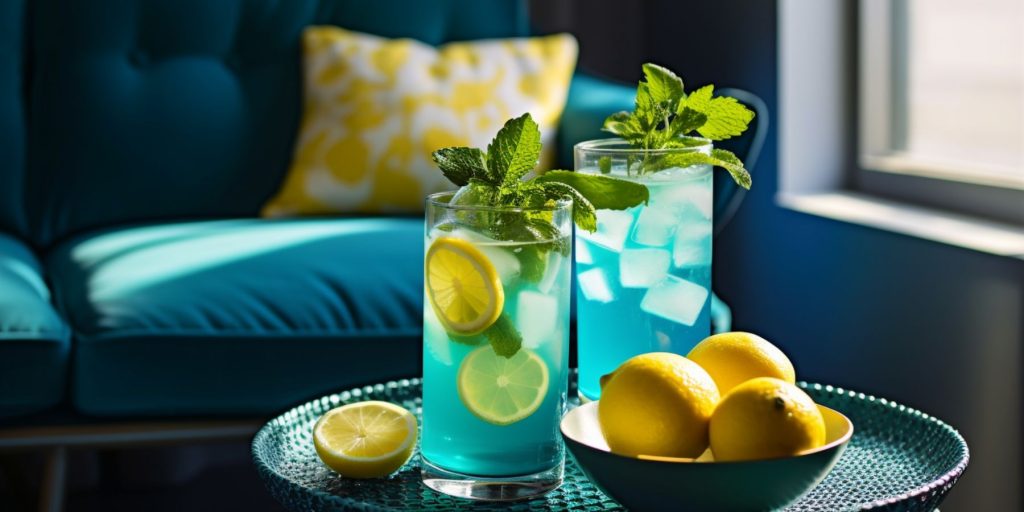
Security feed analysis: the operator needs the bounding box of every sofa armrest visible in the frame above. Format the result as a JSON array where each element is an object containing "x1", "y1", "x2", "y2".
[{"x1": 556, "y1": 73, "x2": 636, "y2": 168}]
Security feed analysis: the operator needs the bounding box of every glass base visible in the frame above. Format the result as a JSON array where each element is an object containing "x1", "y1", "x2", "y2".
[{"x1": 421, "y1": 457, "x2": 563, "y2": 501}]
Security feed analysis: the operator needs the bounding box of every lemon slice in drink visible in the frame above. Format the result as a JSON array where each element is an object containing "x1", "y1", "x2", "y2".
[
  {"x1": 457, "y1": 346, "x2": 549, "y2": 426},
  {"x1": 425, "y1": 237, "x2": 504, "y2": 335},
  {"x1": 312, "y1": 401, "x2": 417, "y2": 479}
]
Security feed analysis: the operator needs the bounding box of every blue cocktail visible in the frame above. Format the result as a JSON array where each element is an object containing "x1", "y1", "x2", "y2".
[{"x1": 575, "y1": 139, "x2": 714, "y2": 401}]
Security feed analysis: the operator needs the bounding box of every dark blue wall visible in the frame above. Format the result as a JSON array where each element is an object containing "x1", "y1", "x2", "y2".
[{"x1": 545, "y1": 0, "x2": 1024, "y2": 508}]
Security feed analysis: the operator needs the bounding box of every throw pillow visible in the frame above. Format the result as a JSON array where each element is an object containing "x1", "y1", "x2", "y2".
[{"x1": 262, "y1": 28, "x2": 578, "y2": 216}]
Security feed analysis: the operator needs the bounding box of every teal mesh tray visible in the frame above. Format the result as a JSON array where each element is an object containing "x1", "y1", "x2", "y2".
[{"x1": 253, "y1": 376, "x2": 968, "y2": 511}]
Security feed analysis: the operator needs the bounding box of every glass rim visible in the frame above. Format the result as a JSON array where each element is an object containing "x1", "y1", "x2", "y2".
[
  {"x1": 426, "y1": 191, "x2": 573, "y2": 213},
  {"x1": 574, "y1": 136, "x2": 712, "y2": 155}
]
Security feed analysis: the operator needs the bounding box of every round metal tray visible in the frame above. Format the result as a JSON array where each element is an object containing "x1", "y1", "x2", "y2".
[{"x1": 253, "y1": 376, "x2": 968, "y2": 511}]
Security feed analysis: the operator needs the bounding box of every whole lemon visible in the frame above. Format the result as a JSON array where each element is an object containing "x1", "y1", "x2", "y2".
[
  {"x1": 687, "y1": 332, "x2": 795, "y2": 395},
  {"x1": 598, "y1": 353, "x2": 720, "y2": 458},
  {"x1": 709, "y1": 377, "x2": 826, "y2": 462}
]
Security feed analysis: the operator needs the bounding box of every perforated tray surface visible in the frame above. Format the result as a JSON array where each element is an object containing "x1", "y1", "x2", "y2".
[{"x1": 253, "y1": 376, "x2": 968, "y2": 511}]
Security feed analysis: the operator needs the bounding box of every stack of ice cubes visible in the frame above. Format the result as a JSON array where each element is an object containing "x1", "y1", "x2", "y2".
[{"x1": 576, "y1": 177, "x2": 712, "y2": 327}]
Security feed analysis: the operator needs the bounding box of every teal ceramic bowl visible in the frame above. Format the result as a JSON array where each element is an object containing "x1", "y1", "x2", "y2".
[{"x1": 561, "y1": 401, "x2": 853, "y2": 512}]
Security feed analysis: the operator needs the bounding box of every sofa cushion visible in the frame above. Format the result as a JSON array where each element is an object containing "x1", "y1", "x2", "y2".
[
  {"x1": 0, "y1": 233, "x2": 70, "y2": 417},
  {"x1": 0, "y1": 0, "x2": 26, "y2": 236},
  {"x1": 46, "y1": 218, "x2": 424, "y2": 416},
  {"x1": 25, "y1": 0, "x2": 527, "y2": 247}
]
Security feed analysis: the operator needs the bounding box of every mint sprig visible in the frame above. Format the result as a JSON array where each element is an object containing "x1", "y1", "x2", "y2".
[
  {"x1": 432, "y1": 113, "x2": 648, "y2": 234},
  {"x1": 602, "y1": 63, "x2": 755, "y2": 189},
  {"x1": 431, "y1": 113, "x2": 648, "y2": 357}
]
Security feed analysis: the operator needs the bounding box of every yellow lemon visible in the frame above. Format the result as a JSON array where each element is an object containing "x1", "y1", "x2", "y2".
[
  {"x1": 709, "y1": 377, "x2": 825, "y2": 462},
  {"x1": 425, "y1": 237, "x2": 503, "y2": 335},
  {"x1": 598, "y1": 352, "x2": 720, "y2": 458},
  {"x1": 313, "y1": 401, "x2": 417, "y2": 479},
  {"x1": 687, "y1": 332, "x2": 795, "y2": 395},
  {"x1": 457, "y1": 346, "x2": 549, "y2": 425}
]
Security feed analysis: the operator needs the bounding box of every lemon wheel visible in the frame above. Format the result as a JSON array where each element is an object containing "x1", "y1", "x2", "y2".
[
  {"x1": 312, "y1": 401, "x2": 418, "y2": 479},
  {"x1": 425, "y1": 237, "x2": 504, "y2": 336},
  {"x1": 457, "y1": 346, "x2": 549, "y2": 426}
]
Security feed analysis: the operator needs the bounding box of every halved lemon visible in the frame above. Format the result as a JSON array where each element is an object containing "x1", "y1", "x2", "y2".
[
  {"x1": 425, "y1": 237, "x2": 504, "y2": 335},
  {"x1": 312, "y1": 401, "x2": 417, "y2": 479},
  {"x1": 457, "y1": 346, "x2": 549, "y2": 426}
]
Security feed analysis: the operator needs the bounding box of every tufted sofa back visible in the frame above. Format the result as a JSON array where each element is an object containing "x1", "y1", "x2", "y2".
[
  {"x1": 0, "y1": 0, "x2": 27, "y2": 237},
  {"x1": 8, "y1": 0, "x2": 527, "y2": 247}
]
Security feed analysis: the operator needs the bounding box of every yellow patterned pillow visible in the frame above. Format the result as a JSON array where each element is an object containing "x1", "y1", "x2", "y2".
[{"x1": 262, "y1": 28, "x2": 578, "y2": 216}]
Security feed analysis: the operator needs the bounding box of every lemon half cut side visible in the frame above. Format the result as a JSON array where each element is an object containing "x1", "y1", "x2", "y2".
[{"x1": 313, "y1": 401, "x2": 418, "y2": 479}]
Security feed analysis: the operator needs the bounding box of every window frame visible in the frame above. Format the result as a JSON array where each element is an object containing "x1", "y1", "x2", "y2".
[
  {"x1": 777, "y1": 0, "x2": 1024, "y2": 258},
  {"x1": 854, "y1": 0, "x2": 1023, "y2": 225}
]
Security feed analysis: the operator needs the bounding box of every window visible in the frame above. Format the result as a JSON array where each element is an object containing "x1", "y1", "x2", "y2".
[
  {"x1": 858, "y1": 0, "x2": 1023, "y2": 223},
  {"x1": 778, "y1": 0, "x2": 1024, "y2": 256}
]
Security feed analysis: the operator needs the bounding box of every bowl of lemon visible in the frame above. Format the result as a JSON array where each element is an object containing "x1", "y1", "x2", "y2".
[{"x1": 561, "y1": 332, "x2": 853, "y2": 512}]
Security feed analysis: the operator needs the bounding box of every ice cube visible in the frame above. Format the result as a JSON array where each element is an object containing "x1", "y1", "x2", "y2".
[
  {"x1": 423, "y1": 311, "x2": 453, "y2": 366},
  {"x1": 672, "y1": 223, "x2": 713, "y2": 268},
  {"x1": 577, "y1": 268, "x2": 616, "y2": 303},
  {"x1": 575, "y1": 237, "x2": 594, "y2": 265},
  {"x1": 619, "y1": 248, "x2": 671, "y2": 288},
  {"x1": 537, "y1": 250, "x2": 565, "y2": 294},
  {"x1": 517, "y1": 290, "x2": 558, "y2": 349},
  {"x1": 577, "y1": 210, "x2": 634, "y2": 252},
  {"x1": 631, "y1": 207, "x2": 678, "y2": 247},
  {"x1": 650, "y1": 183, "x2": 713, "y2": 220},
  {"x1": 640, "y1": 275, "x2": 709, "y2": 326},
  {"x1": 444, "y1": 228, "x2": 521, "y2": 281}
]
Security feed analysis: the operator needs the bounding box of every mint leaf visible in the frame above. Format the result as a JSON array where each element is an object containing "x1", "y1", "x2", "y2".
[
  {"x1": 697, "y1": 97, "x2": 755, "y2": 141},
  {"x1": 535, "y1": 170, "x2": 649, "y2": 210},
  {"x1": 432, "y1": 147, "x2": 487, "y2": 186},
  {"x1": 431, "y1": 112, "x2": 647, "y2": 234},
  {"x1": 633, "y1": 82, "x2": 658, "y2": 132},
  {"x1": 602, "y1": 111, "x2": 632, "y2": 136},
  {"x1": 683, "y1": 84, "x2": 714, "y2": 113},
  {"x1": 485, "y1": 314, "x2": 522, "y2": 358},
  {"x1": 541, "y1": 181, "x2": 597, "y2": 233},
  {"x1": 642, "y1": 63, "x2": 685, "y2": 113},
  {"x1": 602, "y1": 111, "x2": 646, "y2": 146},
  {"x1": 598, "y1": 156, "x2": 612, "y2": 174},
  {"x1": 515, "y1": 245, "x2": 548, "y2": 283},
  {"x1": 660, "y1": 149, "x2": 752, "y2": 190},
  {"x1": 669, "y1": 107, "x2": 708, "y2": 138},
  {"x1": 710, "y1": 148, "x2": 752, "y2": 188},
  {"x1": 487, "y1": 113, "x2": 541, "y2": 187},
  {"x1": 599, "y1": 63, "x2": 755, "y2": 189}
]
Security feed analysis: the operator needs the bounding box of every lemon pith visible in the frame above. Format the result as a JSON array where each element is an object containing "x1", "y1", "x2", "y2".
[
  {"x1": 313, "y1": 401, "x2": 418, "y2": 479},
  {"x1": 425, "y1": 237, "x2": 504, "y2": 336},
  {"x1": 709, "y1": 377, "x2": 826, "y2": 462},
  {"x1": 457, "y1": 346, "x2": 549, "y2": 426}
]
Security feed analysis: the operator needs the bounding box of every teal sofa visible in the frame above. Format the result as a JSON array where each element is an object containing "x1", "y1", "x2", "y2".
[
  {"x1": 0, "y1": 0, "x2": 646, "y2": 420},
  {"x1": 0, "y1": 0, "x2": 754, "y2": 422}
]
